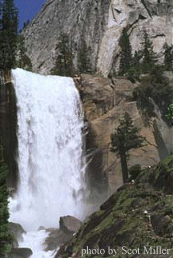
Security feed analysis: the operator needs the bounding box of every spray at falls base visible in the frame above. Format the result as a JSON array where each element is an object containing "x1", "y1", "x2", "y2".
[{"x1": 9, "y1": 68, "x2": 85, "y2": 257}]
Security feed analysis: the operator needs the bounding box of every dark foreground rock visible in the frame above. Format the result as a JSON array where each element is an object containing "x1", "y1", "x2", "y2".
[
  {"x1": 9, "y1": 222, "x2": 26, "y2": 248},
  {"x1": 55, "y1": 156, "x2": 173, "y2": 258},
  {"x1": 45, "y1": 216, "x2": 82, "y2": 251},
  {"x1": 8, "y1": 247, "x2": 32, "y2": 258},
  {"x1": 44, "y1": 228, "x2": 74, "y2": 251}
]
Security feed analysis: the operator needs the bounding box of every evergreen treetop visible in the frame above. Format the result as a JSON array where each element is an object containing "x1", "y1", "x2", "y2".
[
  {"x1": 118, "y1": 28, "x2": 132, "y2": 76},
  {"x1": 111, "y1": 112, "x2": 145, "y2": 154},
  {"x1": 164, "y1": 43, "x2": 173, "y2": 71},
  {"x1": 141, "y1": 30, "x2": 157, "y2": 73},
  {"x1": 77, "y1": 41, "x2": 92, "y2": 74},
  {"x1": 51, "y1": 33, "x2": 74, "y2": 77},
  {"x1": 16, "y1": 35, "x2": 32, "y2": 71},
  {"x1": 0, "y1": 0, "x2": 18, "y2": 70},
  {"x1": 111, "y1": 112, "x2": 145, "y2": 183}
]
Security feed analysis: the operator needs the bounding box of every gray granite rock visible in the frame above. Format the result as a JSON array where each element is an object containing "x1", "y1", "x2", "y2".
[{"x1": 22, "y1": 0, "x2": 172, "y2": 76}]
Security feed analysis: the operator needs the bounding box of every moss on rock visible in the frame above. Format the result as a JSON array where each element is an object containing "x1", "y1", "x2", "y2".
[{"x1": 55, "y1": 156, "x2": 173, "y2": 258}]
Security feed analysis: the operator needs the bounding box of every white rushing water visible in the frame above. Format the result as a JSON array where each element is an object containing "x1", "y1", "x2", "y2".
[{"x1": 9, "y1": 68, "x2": 85, "y2": 257}]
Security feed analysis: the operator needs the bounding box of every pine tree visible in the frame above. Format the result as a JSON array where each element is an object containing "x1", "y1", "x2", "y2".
[
  {"x1": 141, "y1": 30, "x2": 157, "y2": 73},
  {"x1": 77, "y1": 41, "x2": 92, "y2": 73},
  {"x1": 111, "y1": 112, "x2": 145, "y2": 183},
  {"x1": 0, "y1": 0, "x2": 18, "y2": 70},
  {"x1": 119, "y1": 28, "x2": 132, "y2": 76},
  {"x1": 51, "y1": 33, "x2": 74, "y2": 77},
  {"x1": 164, "y1": 43, "x2": 173, "y2": 71},
  {"x1": 16, "y1": 35, "x2": 32, "y2": 71}
]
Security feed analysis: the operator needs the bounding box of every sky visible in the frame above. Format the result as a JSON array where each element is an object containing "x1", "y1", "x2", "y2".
[{"x1": 15, "y1": 0, "x2": 46, "y2": 30}]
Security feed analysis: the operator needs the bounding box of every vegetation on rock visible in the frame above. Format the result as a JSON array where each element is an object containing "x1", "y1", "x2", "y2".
[
  {"x1": 77, "y1": 41, "x2": 92, "y2": 74},
  {"x1": 16, "y1": 35, "x2": 32, "y2": 71},
  {"x1": 118, "y1": 28, "x2": 132, "y2": 76},
  {"x1": 164, "y1": 43, "x2": 173, "y2": 71},
  {"x1": 133, "y1": 66, "x2": 173, "y2": 124},
  {"x1": 55, "y1": 156, "x2": 173, "y2": 258},
  {"x1": 166, "y1": 103, "x2": 173, "y2": 120},
  {"x1": 111, "y1": 112, "x2": 145, "y2": 183},
  {"x1": 141, "y1": 30, "x2": 157, "y2": 74},
  {"x1": 118, "y1": 29, "x2": 158, "y2": 81},
  {"x1": 51, "y1": 33, "x2": 74, "y2": 77}
]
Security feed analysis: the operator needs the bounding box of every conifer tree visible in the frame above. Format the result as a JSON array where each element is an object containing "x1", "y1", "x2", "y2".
[
  {"x1": 78, "y1": 41, "x2": 92, "y2": 73},
  {"x1": 111, "y1": 112, "x2": 145, "y2": 183},
  {"x1": 0, "y1": 0, "x2": 18, "y2": 69},
  {"x1": 17, "y1": 35, "x2": 32, "y2": 71},
  {"x1": 51, "y1": 33, "x2": 74, "y2": 77},
  {"x1": 141, "y1": 31, "x2": 157, "y2": 73},
  {"x1": 164, "y1": 43, "x2": 173, "y2": 71},
  {"x1": 119, "y1": 28, "x2": 132, "y2": 75}
]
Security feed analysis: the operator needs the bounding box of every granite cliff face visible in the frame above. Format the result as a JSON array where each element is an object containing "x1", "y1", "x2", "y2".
[
  {"x1": 75, "y1": 74, "x2": 173, "y2": 194},
  {"x1": 23, "y1": 0, "x2": 172, "y2": 75},
  {"x1": 22, "y1": 0, "x2": 110, "y2": 74}
]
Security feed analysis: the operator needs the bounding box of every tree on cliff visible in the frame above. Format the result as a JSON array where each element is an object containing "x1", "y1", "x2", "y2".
[
  {"x1": 0, "y1": 144, "x2": 12, "y2": 256},
  {"x1": 16, "y1": 35, "x2": 32, "y2": 71},
  {"x1": 119, "y1": 28, "x2": 132, "y2": 75},
  {"x1": 0, "y1": 0, "x2": 18, "y2": 69},
  {"x1": 77, "y1": 41, "x2": 92, "y2": 73},
  {"x1": 141, "y1": 31, "x2": 157, "y2": 74},
  {"x1": 111, "y1": 112, "x2": 145, "y2": 183},
  {"x1": 164, "y1": 43, "x2": 173, "y2": 71},
  {"x1": 51, "y1": 33, "x2": 74, "y2": 77}
]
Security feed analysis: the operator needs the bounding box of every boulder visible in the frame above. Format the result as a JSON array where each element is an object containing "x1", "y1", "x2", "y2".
[
  {"x1": 8, "y1": 248, "x2": 32, "y2": 258},
  {"x1": 44, "y1": 216, "x2": 82, "y2": 251},
  {"x1": 9, "y1": 222, "x2": 26, "y2": 248},
  {"x1": 59, "y1": 216, "x2": 82, "y2": 233},
  {"x1": 151, "y1": 214, "x2": 173, "y2": 237},
  {"x1": 44, "y1": 228, "x2": 73, "y2": 251}
]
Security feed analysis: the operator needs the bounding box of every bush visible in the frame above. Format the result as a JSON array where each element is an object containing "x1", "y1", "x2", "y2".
[{"x1": 129, "y1": 164, "x2": 142, "y2": 180}]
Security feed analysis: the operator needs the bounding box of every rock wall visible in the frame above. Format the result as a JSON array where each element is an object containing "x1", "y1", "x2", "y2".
[
  {"x1": 75, "y1": 74, "x2": 173, "y2": 194},
  {"x1": 98, "y1": 0, "x2": 173, "y2": 76},
  {"x1": 22, "y1": 0, "x2": 110, "y2": 74},
  {"x1": 0, "y1": 73, "x2": 18, "y2": 189},
  {"x1": 22, "y1": 0, "x2": 173, "y2": 76}
]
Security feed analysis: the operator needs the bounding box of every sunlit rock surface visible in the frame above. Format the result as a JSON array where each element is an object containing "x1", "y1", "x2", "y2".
[{"x1": 23, "y1": 0, "x2": 172, "y2": 75}]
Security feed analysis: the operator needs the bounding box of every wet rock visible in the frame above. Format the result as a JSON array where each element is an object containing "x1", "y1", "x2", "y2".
[
  {"x1": 59, "y1": 216, "x2": 82, "y2": 233},
  {"x1": 9, "y1": 222, "x2": 26, "y2": 248},
  {"x1": 8, "y1": 247, "x2": 32, "y2": 258},
  {"x1": 45, "y1": 228, "x2": 73, "y2": 251},
  {"x1": 45, "y1": 216, "x2": 82, "y2": 251}
]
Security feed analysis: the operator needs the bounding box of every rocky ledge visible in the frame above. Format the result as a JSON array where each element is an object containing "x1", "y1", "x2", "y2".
[{"x1": 55, "y1": 155, "x2": 173, "y2": 258}]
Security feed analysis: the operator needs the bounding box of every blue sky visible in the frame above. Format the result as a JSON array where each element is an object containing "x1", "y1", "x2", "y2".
[{"x1": 15, "y1": 0, "x2": 46, "y2": 30}]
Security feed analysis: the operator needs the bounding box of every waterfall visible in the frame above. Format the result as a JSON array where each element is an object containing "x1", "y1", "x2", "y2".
[{"x1": 9, "y1": 68, "x2": 85, "y2": 256}]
